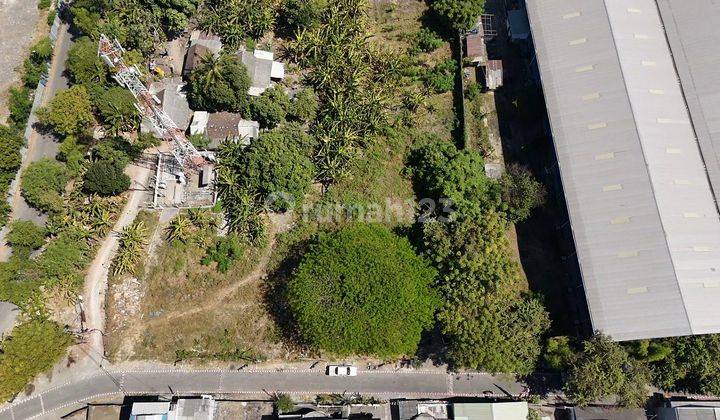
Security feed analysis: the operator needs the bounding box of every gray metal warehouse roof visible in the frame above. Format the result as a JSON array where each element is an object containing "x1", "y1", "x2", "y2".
[
  {"x1": 526, "y1": 0, "x2": 720, "y2": 340},
  {"x1": 657, "y1": 0, "x2": 720, "y2": 207}
]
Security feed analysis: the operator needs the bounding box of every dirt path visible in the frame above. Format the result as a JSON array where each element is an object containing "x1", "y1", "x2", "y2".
[
  {"x1": 146, "y1": 223, "x2": 280, "y2": 324},
  {"x1": 81, "y1": 164, "x2": 151, "y2": 360}
]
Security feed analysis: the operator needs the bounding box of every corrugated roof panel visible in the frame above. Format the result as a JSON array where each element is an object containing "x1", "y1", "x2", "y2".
[{"x1": 527, "y1": 0, "x2": 720, "y2": 340}]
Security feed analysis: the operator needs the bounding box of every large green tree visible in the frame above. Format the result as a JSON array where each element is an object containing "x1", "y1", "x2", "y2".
[
  {"x1": 21, "y1": 159, "x2": 68, "y2": 214},
  {"x1": 564, "y1": 333, "x2": 650, "y2": 407},
  {"x1": 423, "y1": 213, "x2": 550, "y2": 373},
  {"x1": 650, "y1": 335, "x2": 720, "y2": 395},
  {"x1": 234, "y1": 124, "x2": 315, "y2": 212},
  {"x1": 37, "y1": 85, "x2": 94, "y2": 137},
  {"x1": 187, "y1": 54, "x2": 251, "y2": 113},
  {"x1": 66, "y1": 37, "x2": 108, "y2": 87},
  {"x1": 408, "y1": 139, "x2": 500, "y2": 218},
  {"x1": 288, "y1": 223, "x2": 438, "y2": 357},
  {"x1": 251, "y1": 86, "x2": 291, "y2": 129},
  {"x1": 430, "y1": 0, "x2": 485, "y2": 32},
  {"x1": 83, "y1": 160, "x2": 131, "y2": 196}
]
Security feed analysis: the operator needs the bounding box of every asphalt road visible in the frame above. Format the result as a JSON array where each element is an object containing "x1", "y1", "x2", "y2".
[{"x1": 0, "y1": 369, "x2": 523, "y2": 420}]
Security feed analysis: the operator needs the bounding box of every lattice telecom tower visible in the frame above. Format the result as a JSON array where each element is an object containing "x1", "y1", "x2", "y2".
[{"x1": 98, "y1": 34, "x2": 206, "y2": 173}]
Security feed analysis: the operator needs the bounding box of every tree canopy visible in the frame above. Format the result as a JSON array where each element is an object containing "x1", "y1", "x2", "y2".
[
  {"x1": 94, "y1": 87, "x2": 139, "y2": 134},
  {"x1": 37, "y1": 85, "x2": 94, "y2": 137},
  {"x1": 430, "y1": 0, "x2": 485, "y2": 32},
  {"x1": 83, "y1": 160, "x2": 131, "y2": 196},
  {"x1": 66, "y1": 37, "x2": 108, "y2": 87},
  {"x1": 423, "y1": 214, "x2": 549, "y2": 373},
  {"x1": 408, "y1": 139, "x2": 500, "y2": 218},
  {"x1": 21, "y1": 159, "x2": 68, "y2": 214},
  {"x1": 199, "y1": 0, "x2": 275, "y2": 48},
  {"x1": 500, "y1": 164, "x2": 546, "y2": 222},
  {"x1": 564, "y1": 333, "x2": 650, "y2": 408},
  {"x1": 234, "y1": 124, "x2": 316, "y2": 212},
  {"x1": 187, "y1": 54, "x2": 251, "y2": 113},
  {"x1": 0, "y1": 320, "x2": 72, "y2": 401},
  {"x1": 251, "y1": 86, "x2": 291, "y2": 129},
  {"x1": 288, "y1": 223, "x2": 438, "y2": 357}
]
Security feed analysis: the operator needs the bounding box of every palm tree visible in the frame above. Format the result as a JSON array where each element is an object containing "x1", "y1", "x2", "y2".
[
  {"x1": 92, "y1": 210, "x2": 114, "y2": 238},
  {"x1": 119, "y1": 220, "x2": 148, "y2": 251},
  {"x1": 167, "y1": 215, "x2": 194, "y2": 243},
  {"x1": 188, "y1": 208, "x2": 219, "y2": 231}
]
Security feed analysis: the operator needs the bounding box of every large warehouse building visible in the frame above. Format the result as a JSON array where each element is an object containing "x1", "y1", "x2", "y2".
[{"x1": 526, "y1": 0, "x2": 720, "y2": 340}]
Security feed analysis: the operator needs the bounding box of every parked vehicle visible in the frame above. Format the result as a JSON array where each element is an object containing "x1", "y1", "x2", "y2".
[{"x1": 326, "y1": 365, "x2": 357, "y2": 376}]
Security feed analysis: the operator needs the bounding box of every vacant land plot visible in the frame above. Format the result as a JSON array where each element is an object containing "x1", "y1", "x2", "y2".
[
  {"x1": 0, "y1": 0, "x2": 40, "y2": 122},
  {"x1": 105, "y1": 210, "x2": 288, "y2": 363}
]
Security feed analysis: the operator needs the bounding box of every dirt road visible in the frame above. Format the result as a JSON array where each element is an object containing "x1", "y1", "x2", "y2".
[{"x1": 82, "y1": 164, "x2": 152, "y2": 360}]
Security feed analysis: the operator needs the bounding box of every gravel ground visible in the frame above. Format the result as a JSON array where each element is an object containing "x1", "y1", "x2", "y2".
[{"x1": 0, "y1": 0, "x2": 39, "y2": 123}]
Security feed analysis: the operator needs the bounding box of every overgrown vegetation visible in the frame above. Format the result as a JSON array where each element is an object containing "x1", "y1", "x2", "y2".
[
  {"x1": 187, "y1": 54, "x2": 251, "y2": 113},
  {"x1": 286, "y1": 0, "x2": 402, "y2": 182},
  {"x1": 20, "y1": 158, "x2": 68, "y2": 214},
  {"x1": 288, "y1": 223, "x2": 438, "y2": 357},
  {"x1": 0, "y1": 319, "x2": 72, "y2": 401}
]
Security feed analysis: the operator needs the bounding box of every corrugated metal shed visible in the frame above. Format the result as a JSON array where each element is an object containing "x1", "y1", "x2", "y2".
[{"x1": 527, "y1": 0, "x2": 720, "y2": 340}]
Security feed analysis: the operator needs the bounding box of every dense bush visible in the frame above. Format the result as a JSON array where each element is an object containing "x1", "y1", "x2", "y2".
[
  {"x1": 423, "y1": 214, "x2": 549, "y2": 373},
  {"x1": 188, "y1": 133, "x2": 211, "y2": 149},
  {"x1": 650, "y1": 335, "x2": 720, "y2": 395},
  {"x1": 201, "y1": 234, "x2": 245, "y2": 273},
  {"x1": 288, "y1": 223, "x2": 438, "y2": 357},
  {"x1": 224, "y1": 124, "x2": 316, "y2": 212},
  {"x1": 500, "y1": 164, "x2": 546, "y2": 222},
  {"x1": 187, "y1": 54, "x2": 251, "y2": 113},
  {"x1": 8, "y1": 87, "x2": 32, "y2": 128},
  {"x1": 0, "y1": 319, "x2": 72, "y2": 402},
  {"x1": 408, "y1": 137, "x2": 549, "y2": 373},
  {"x1": 66, "y1": 37, "x2": 108, "y2": 87},
  {"x1": 430, "y1": 0, "x2": 485, "y2": 32},
  {"x1": 37, "y1": 85, "x2": 94, "y2": 137},
  {"x1": 57, "y1": 135, "x2": 87, "y2": 176},
  {"x1": 21, "y1": 37, "x2": 53, "y2": 89},
  {"x1": 251, "y1": 86, "x2": 290, "y2": 129},
  {"x1": 21, "y1": 158, "x2": 68, "y2": 214},
  {"x1": 94, "y1": 87, "x2": 139, "y2": 134},
  {"x1": 564, "y1": 333, "x2": 650, "y2": 407},
  {"x1": 289, "y1": 88, "x2": 319, "y2": 123},
  {"x1": 423, "y1": 59, "x2": 455, "y2": 93},
  {"x1": 6, "y1": 220, "x2": 46, "y2": 254},
  {"x1": 83, "y1": 160, "x2": 130, "y2": 196},
  {"x1": 407, "y1": 139, "x2": 500, "y2": 218},
  {"x1": 413, "y1": 28, "x2": 444, "y2": 53},
  {"x1": 544, "y1": 336, "x2": 574, "y2": 371},
  {"x1": 0, "y1": 127, "x2": 24, "y2": 184},
  {"x1": 279, "y1": 0, "x2": 327, "y2": 34}
]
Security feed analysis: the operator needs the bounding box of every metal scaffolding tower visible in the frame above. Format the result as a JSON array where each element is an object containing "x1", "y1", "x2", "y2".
[{"x1": 98, "y1": 34, "x2": 205, "y2": 173}]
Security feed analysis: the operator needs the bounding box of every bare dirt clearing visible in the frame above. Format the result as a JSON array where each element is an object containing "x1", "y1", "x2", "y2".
[{"x1": 0, "y1": 0, "x2": 40, "y2": 122}]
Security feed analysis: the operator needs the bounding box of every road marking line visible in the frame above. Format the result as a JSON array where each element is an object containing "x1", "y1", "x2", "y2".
[{"x1": 39, "y1": 395, "x2": 45, "y2": 414}]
